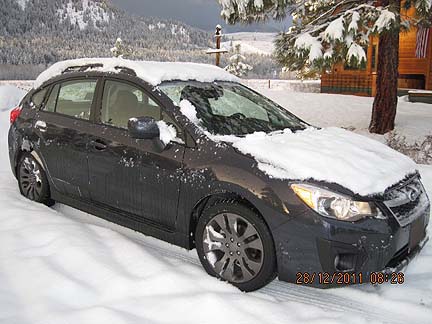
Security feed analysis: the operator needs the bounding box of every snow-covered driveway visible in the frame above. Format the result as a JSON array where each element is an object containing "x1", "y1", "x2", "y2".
[{"x1": 0, "y1": 85, "x2": 431, "y2": 324}]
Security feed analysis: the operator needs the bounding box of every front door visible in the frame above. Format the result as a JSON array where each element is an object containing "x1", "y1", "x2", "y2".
[
  {"x1": 34, "y1": 79, "x2": 99, "y2": 199},
  {"x1": 87, "y1": 79, "x2": 185, "y2": 230}
]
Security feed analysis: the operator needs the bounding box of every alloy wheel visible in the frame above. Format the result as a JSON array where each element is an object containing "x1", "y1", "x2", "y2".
[
  {"x1": 202, "y1": 212, "x2": 264, "y2": 283},
  {"x1": 19, "y1": 156, "x2": 44, "y2": 201}
]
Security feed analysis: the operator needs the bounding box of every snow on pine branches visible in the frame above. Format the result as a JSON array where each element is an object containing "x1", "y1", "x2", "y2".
[{"x1": 218, "y1": 0, "x2": 432, "y2": 70}]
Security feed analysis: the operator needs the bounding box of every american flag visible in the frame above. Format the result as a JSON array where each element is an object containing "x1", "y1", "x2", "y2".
[{"x1": 416, "y1": 26, "x2": 430, "y2": 59}]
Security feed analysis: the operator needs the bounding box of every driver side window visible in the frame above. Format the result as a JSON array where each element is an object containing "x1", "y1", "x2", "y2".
[{"x1": 101, "y1": 80, "x2": 162, "y2": 129}]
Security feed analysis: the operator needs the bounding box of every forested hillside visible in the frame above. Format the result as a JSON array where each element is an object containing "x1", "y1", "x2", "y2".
[{"x1": 0, "y1": 0, "x2": 280, "y2": 79}]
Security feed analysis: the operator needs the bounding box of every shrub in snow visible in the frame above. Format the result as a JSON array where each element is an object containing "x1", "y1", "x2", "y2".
[
  {"x1": 110, "y1": 37, "x2": 132, "y2": 58},
  {"x1": 225, "y1": 44, "x2": 253, "y2": 77},
  {"x1": 387, "y1": 132, "x2": 432, "y2": 165}
]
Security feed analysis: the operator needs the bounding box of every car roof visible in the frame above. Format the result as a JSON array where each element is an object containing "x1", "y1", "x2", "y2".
[{"x1": 33, "y1": 58, "x2": 239, "y2": 89}]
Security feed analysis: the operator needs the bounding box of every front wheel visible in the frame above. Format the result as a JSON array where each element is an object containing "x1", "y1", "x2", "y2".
[
  {"x1": 17, "y1": 153, "x2": 53, "y2": 205},
  {"x1": 195, "y1": 200, "x2": 276, "y2": 292}
]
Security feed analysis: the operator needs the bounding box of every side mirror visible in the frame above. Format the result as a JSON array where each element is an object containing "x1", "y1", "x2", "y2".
[{"x1": 128, "y1": 116, "x2": 160, "y2": 140}]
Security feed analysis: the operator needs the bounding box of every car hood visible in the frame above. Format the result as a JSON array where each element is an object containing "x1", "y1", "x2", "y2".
[{"x1": 213, "y1": 127, "x2": 417, "y2": 196}]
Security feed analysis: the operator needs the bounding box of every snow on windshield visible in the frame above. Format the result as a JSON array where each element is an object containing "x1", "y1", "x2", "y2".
[{"x1": 162, "y1": 81, "x2": 307, "y2": 136}]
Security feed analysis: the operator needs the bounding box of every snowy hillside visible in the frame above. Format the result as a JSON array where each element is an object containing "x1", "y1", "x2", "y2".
[
  {"x1": 223, "y1": 32, "x2": 276, "y2": 55},
  {"x1": 57, "y1": 0, "x2": 111, "y2": 30},
  {"x1": 0, "y1": 84, "x2": 431, "y2": 324},
  {"x1": 15, "y1": 0, "x2": 29, "y2": 10},
  {"x1": 0, "y1": 0, "x2": 210, "y2": 67}
]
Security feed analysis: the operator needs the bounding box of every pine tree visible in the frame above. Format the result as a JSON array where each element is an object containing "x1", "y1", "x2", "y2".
[
  {"x1": 217, "y1": 0, "x2": 432, "y2": 134},
  {"x1": 225, "y1": 44, "x2": 253, "y2": 77},
  {"x1": 110, "y1": 37, "x2": 131, "y2": 58}
]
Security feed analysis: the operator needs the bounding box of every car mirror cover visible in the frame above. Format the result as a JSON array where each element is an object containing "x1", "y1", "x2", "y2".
[{"x1": 128, "y1": 116, "x2": 160, "y2": 140}]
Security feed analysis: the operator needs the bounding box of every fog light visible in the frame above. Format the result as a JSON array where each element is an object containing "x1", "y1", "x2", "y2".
[{"x1": 334, "y1": 253, "x2": 356, "y2": 271}]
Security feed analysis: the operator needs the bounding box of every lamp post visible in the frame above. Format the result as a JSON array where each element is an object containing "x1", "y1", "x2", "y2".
[{"x1": 206, "y1": 24, "x2": 228, "y2": 67}]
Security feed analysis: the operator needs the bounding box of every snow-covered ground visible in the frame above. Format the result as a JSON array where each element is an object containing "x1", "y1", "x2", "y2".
[
  {"x1": 0, "y1": 84, "x2": 432, "y2": 324},
  {"x1": 222, "y1": 32, "x2": 276, "y2": 55},
  {"x1": 260, "y1": 89, "x2": 432, "y2": 145}
]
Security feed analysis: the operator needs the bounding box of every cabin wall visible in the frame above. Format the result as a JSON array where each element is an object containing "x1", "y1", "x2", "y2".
[
  {"x1": 321, "y1": 40, "x2": 376, "y2": 96},
  {"x1": 398, "y1": 8, "x2": 429, "y2": 91},
  {"x1": 321, "y1": 72, "x2": 373, "y2": 96}
]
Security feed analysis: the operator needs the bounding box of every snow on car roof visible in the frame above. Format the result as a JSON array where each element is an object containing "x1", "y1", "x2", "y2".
[{"x1": 33, "y1": 58, "x2": 239, "y2": 89}]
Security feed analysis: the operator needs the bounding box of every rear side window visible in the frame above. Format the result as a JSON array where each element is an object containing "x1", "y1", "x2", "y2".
[
  {"x1": 30, "y1": 88, "x2": 48, "y2": 109},
  {"x1": 56, "y1": 80, "x2": 97, "y2": 120},
  {"x1": 45, "y1": 84, "x2": 60, "y2": 112}
]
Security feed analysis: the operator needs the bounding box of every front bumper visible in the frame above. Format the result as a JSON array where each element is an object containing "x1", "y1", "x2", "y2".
[
  {"x1": 383, "y1": 234, "x2": 429, "y2": 274},
  {"x1": 273, "y1": 203, "x2": 430, "y2": 288}
]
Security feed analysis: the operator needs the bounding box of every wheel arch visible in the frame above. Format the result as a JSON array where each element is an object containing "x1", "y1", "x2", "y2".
[
  {"x1": 15, "y1": 146, "x2": 46, "y2": 176},
  {"x1": 188, "y1": 190, "x2": 270, "y2": 249}
]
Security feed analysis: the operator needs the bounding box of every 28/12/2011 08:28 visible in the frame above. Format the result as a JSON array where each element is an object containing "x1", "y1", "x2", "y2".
[{"x1": 296, "y1": 272, "x2": 405, "y2": 285}]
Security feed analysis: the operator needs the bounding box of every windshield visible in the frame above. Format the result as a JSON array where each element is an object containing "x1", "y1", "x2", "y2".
[{"x1": 159, "y1": 81, "x2": 307, "y2": 136}]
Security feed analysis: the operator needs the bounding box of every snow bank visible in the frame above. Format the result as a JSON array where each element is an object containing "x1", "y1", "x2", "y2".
[
  {"x1": 218, "y1": 127, "x2": 417, "y2": 196},
  {"x1": 34, "y1": 58, "x2": 239, "y2": 89},
  {"x1": 0, "y1": 85, "x2": 26, "y2": 111}
]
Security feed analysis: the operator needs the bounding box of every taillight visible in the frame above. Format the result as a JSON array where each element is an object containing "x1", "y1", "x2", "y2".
[{"x1": 10, "y1": 106, "x2": 22, "y2": 124}]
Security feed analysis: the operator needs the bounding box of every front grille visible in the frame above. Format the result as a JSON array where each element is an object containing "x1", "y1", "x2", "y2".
[
  {"x1": 383, "y1": 176, "x2": 430, "y2": 227},
  {"x1": 389, "y1": 195, "x2": 420, "y2": 216}
]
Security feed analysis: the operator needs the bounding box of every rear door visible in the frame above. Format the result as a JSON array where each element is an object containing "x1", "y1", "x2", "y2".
[
  {"x1": 87, "y1": 78, "x2": 185, "y2": 230},
  {"x1": 34, "y1": 78, "x2": 99, "y2": 200}
]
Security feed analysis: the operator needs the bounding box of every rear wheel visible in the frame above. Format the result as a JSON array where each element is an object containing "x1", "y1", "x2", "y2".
[
  {"x1": 17, "y1": 153, "x2": 53, "y2": 205},
  {"x1": 195, "y1": 200, "x2": 276, "y2": 292}
]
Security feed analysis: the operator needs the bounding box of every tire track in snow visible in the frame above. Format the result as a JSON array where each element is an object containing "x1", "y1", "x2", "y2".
[{"x1": 56, "y1": 204, "x2": 429, "y2": 324}]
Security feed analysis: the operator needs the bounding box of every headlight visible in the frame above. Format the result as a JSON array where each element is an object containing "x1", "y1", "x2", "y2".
[{"x1": 291, "y1": 183, "x2": 384, "y2": 221}]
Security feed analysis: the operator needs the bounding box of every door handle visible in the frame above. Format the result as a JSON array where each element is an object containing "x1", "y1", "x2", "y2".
[
  {"x1": 91, "y1": 139, "x2": 107, "y2": 151},
  {"x1": 34, "y1": 120, "x2": 47, "y2": 132}
]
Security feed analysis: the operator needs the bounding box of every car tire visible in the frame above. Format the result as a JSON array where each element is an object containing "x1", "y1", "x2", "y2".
[
  {"x1": 195, "y1": 199, "x2": 276, "y2": 292},
  {"x1": 17, "y1": 152, "x2": 54, "y2": 206}
]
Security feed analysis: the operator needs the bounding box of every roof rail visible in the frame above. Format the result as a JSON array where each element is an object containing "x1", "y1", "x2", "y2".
[
  {"x1": 61, "y1": 63, "x2": 137, "y2": 76},
  {"x1": 62, "y1": 63, "x2": 103, "y2": 73},
  {"x1": 114, "y1": 66, "x2": 136, "y2": 76}
]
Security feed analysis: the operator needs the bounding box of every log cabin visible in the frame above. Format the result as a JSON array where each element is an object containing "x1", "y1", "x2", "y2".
[{"x1": 321, "y1": 6, "x2": 432, "y2": 97}]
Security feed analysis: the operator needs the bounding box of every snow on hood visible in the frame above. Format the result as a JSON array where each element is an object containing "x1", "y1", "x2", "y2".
[
  {"x1": 218, "y1": 127, "x2": 417, "y2": 196},
  {"x1": 34, "y1": 58, "x2": 239, "y2": 89}
]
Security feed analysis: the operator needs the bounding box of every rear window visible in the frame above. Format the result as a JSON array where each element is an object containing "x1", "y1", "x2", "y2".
[
  {"x1": 56, "y1": 80, "x2": 97, "y2": 120},
  {"x1": 42, "y1": 80, "x2": 97, "y2": 119},
  {"x1": 30, "y1": 88, "x2": 48, "y2": 109},
  {"x1": 45, "y1": 84, "x2": 60, "y2": 113}
]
